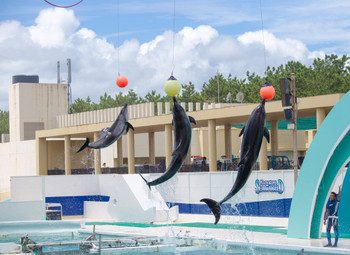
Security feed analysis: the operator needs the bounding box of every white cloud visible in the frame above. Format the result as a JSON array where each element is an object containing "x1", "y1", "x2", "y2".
[
  {"x1": 29, "y1": 8, "x2": 79, "y2": 48},
  {"x1": 0, "y1": 8, "x2": 324, "y2": 110}
]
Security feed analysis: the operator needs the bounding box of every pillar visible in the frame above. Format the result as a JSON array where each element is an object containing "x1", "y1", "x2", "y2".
[
  {"x1": 148, "y1": 132, "x2": 155, "y2": 165},
  {"x1": 165, "y1": 124, "x2": 173, "y2": 167},
  {"x1": 36, "y1": 137, "x2": 48, "y2": 175},
  {"x1": 185, "y1": 143, "x2": 191, "y2": 165},
  {"x1": 224, "y1": 124, "x2": 232, "y2": 158},
  {"x1": 259, "y1": 138, "x2": 268, "y2": 170},
  {"x1": 127, "y1": 128, "x2": 135, "y2": 174},
  {"x1": 208, "y1": 119, "x2": 217, "y2": 172},
  {"x1": 93, "y1": 132, "x2": 101, "y2": 174},
  {"x1": 157, "y1": 102, "x2": 162, "y2": 115},
  {"x1": 270, "y1": 120, "x2": 279, "y2": 156},
  {"x1": 188, "y1": 102, "x2": 193, "y2": 112},
  {"x1": 64, "y1": 135, "x2": 71, "y2": 175},
  {"x1": 117, "y1": 136, "x2": 123, "y2": 167},
  {"x1": 165, "y1": 102, "x2": 171, "y2": 114},
  {"x1": 316, "y1": 108, "x2": 326, "y2": 130}
]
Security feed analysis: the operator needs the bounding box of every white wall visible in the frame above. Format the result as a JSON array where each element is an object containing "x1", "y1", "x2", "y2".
[
  {"x1": 150, "y1": 171, "x2": 295, "y2": 205},
  {"x1": 9, "y1": 83, "x2": 67, "y2": 142},
  {"x1": 0, "y1": 140, "x2": 36, "y2": 201},
  {"x1": 0, "y1": 201, "x2": 45, "y2": 221}
]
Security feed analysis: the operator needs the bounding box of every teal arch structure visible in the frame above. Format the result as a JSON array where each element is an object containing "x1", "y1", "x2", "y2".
[{"x1": 288, "y1": 91, "x2": 350, "y2": 239}]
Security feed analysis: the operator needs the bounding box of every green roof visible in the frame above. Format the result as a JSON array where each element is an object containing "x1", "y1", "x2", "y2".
[{"x1": 233, "y1": 117, "x2": 316, "y2": 130}]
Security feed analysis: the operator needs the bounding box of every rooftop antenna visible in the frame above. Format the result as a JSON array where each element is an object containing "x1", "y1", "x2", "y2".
[
  {"x1": 67, "y1": 58, "x2": 72, "y2": 114},
  {"x1": 57, "y1": 61, "x2": 60, "y2": 84},
  {"x1": 217, "y1": 70, "x2": 220, "y2": 103}
]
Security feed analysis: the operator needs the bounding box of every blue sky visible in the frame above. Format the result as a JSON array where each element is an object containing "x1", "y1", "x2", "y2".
[{"x1": 0, "y1": 0, "x2": 349, "y2": 109}]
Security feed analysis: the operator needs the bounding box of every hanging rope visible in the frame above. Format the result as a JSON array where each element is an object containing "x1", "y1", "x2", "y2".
[
  {"x1": 259, "y1": 0, "x2": 267, "y2": 78},
  {"x1": 171, "y1": 0, "x2": 176, "y2": 75},
  {"x1": 43, "y1": 0, "x2": 83, "y2": 8},
  {"x1": 117, "y1": 0, "x2": 120, "y2": 76}
]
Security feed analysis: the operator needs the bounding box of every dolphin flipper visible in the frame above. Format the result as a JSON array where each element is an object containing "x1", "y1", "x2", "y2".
[
  {"x1": 126, "y1": 122, "x2": 134, "y2": 132},
  {"x1": 189, "y1": 116, "x2": 196, "y2": 125},
  {"x1": 264, "y1": 127, "x2": 270, "y2": 143},
  {"x1": 200, "y1": 198, "x2": 221, "y2": 224},
  {"x1": 239, "y1": 126, "x2": 245, "y2": 137},
  {"x1": 239, "y1": 149, "x2": 252, "y2": 166},
  {"x1": 98, "y1": 127, "x2": 109, "y2": 136},
  {"x1": 77, "y1": 138, "x2": 90, "y2": 153},
  {"x1": 139, "y1": 174, "x2": 151, "y2": 190}
]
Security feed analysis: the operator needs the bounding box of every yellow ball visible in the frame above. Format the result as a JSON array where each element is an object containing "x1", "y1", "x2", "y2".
[{"x1": 164, "y1": 75, "x2": 180, "y2": 96}]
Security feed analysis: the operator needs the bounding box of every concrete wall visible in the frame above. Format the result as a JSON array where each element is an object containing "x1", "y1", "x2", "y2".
[
  {"x1": 9, "y1": 83, "x2": 67, "y2": 142},
  {"x1": 0, "y1": 140, "x2": 36, "y2": 201},
  {"x1": 0, "y1": 176, "x2": 45, "y2": 221}
]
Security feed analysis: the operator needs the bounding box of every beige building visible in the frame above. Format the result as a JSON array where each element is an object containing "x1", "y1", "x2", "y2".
[{"x1": 0, "y1": 77, "x2": 344, "y2": 201}]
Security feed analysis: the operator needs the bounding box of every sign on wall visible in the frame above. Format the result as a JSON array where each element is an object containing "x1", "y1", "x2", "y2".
[{"x1": 255, "y1": 179, "x2": 284, "y2": 194}]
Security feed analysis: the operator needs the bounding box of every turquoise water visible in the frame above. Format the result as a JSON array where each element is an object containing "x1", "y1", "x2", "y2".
[{"x1": 0, "y1": 232, "x2": 337, "y2": 255}]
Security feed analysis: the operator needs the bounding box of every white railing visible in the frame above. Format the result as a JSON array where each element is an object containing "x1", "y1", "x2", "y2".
[{"x1": 56, "y1": 102, "x2": 236, "y2": 128}]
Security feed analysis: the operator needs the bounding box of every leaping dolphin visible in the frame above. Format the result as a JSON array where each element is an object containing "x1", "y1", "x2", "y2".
[
  {"x1": 77, "y1": 104, "x2": 134, "y2": 152},
  {"x1": 140, "y1": 97, "x2": 196, "y2": 188},
  {"x1": 201, "y1": 99, "x2": 270, "y2": 224}
]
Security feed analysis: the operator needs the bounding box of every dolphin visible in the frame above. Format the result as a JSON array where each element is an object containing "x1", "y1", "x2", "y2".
[
  {"x1": 140, "y1": 97, "x2": 196, "y2": 188},
  {"x1": 201, "y1": 99, "x2": 270, "y2": 224},
  {"x1": 297, "y1": 249, "x2": 304, "y2": 255},
  {"x1": 77, "y1": 104, "x2": 134, "y2": 152}
]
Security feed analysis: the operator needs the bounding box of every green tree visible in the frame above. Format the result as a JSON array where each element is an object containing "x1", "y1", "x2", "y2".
[
  {"x1": 145, "y1": 90, "x2": 162, "y2": 103},
  {"x1": 0, "y1": 110, "x2": 9, "y2": 138},
  {"x1": 71, "y1": 97, "x2": 93, "y2": 113},
  {"x1": 178, "y1": 82, "x2": 202, "y2": 103}
]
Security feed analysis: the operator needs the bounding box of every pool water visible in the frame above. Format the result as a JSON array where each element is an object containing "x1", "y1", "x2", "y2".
[{"x1": 0, "y1": 231, "x2": 341, "y2": 255}]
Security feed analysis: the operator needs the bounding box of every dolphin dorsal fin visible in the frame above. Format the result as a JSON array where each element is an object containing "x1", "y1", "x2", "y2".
[
  {"x1": 189, "y1": 116, "x2": 196, "y2": 125},
  {"x1": 264, "y1": 127, "x2": 270, "y2": 143},
  {"x1": 239, "y1": 126, "x2": 245, "y2": 137}
]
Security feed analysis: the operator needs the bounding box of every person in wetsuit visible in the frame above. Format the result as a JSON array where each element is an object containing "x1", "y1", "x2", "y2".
[{"x1": 324, "y1": 185, "x2": 342, "y2": 247}]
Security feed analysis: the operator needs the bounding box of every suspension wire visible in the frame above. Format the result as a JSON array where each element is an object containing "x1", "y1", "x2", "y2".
[
  {"x1": 117, "y1": 0, "x2": 120, "y2": 76},
  {"x1": 171, "y1": 0, "x2": 176, "y2": 75},
  {"x1": 259, "y1": 0, "x2": 267, "y2": 79}
]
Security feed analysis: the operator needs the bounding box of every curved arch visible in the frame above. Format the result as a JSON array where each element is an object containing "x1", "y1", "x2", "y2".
[
  {"x1": 43, "y1": 0, "x2": 84, "y2": 8},
  {"x1": 288, "y1": 91, "x2": 350, "y2": 239}
]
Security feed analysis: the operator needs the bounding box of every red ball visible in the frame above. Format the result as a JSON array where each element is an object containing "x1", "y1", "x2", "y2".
[
  {"x1": 116, "y1": 76, "x2": 128, "y2": 88},
  {"x1": 260, "y1": 82, "x2": 275, "y2": 100}
]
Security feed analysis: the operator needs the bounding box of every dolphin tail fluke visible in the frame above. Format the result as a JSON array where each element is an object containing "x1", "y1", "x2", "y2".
[
  {"x1": 77, "y1": 138, "x2": 89, "y2": 153},
  {"x1": 139, "y1": 173, "x2": 151, "y2": 190},
  {"x1": 200, "y1": 198, "x2": 221, "y2": 224}
]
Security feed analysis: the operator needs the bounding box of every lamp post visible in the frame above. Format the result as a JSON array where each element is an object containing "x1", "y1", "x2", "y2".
[{"x1": 290, "y1": 73, "x2": 298, "y2": 186}]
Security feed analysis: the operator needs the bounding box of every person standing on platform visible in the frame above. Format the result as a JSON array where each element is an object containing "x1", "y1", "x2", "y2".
[{"x1": 324, "y1": 185, "x2": 342, "y2": 247}]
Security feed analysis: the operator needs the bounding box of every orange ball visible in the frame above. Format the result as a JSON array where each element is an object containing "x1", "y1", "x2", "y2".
[
  {"x1": 260, "y1": 82, "x2": 275, "y2": 100},
  {"x1": 116, "y1": 76, "x2": 128, "y2": 88}
]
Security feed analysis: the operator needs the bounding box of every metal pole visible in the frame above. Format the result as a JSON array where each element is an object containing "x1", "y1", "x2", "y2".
[
  {"x1": 57, "y1": 61, "x2": 60, "y2": 84},
  {"x1": 98, "y1": 234, "x2": 101, "y2": 254},
  {"x1": 67, "y1": 58, "x2": 72, "y2": 114},
  {"x1": 217, "y1": 70, "x2": 219, "y2": 103},
  {"x1": 291, "y1": 73, "x2": 298, "y2": 185}
]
